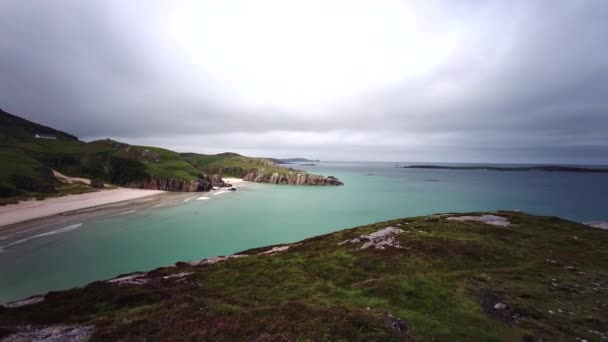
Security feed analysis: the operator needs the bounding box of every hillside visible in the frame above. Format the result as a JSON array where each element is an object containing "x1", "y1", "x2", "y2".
[
  {"x1": 0, "y1": 109, "x2": 343, "y2": 202},
  {"x1": 182, "y1": 153, "x2": 342, "y2": 185},
  {"x1": 0, "y1": 108, "x2": 78, "y2": 143},
  {"x1": 0, "y1": 212, "x2": 606, "y2": 340}
]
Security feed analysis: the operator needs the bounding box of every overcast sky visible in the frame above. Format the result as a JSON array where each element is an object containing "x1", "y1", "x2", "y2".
[{"x1": 1, "y1": 0, "x2": 607, "y2": 163}]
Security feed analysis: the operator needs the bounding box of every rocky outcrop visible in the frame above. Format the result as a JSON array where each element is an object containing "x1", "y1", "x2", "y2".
[
  {"x1": 210, "y1": 174, "x2": 228, "y2": 188},
  {"x1": 90, "y1": 178, "x2": 104, "y2": 188},
  {"x1": 243, "y1": 169, "x2": 343, "y2": 186},
  {"x1": 338, "y1": 226, "x2": 404, "y2": 250},
  {"x1": 126, "y1": 175, "x2": 217, "y2": 192},
  {"x1": 0, "y1": 325, "x2": 94, "y2": 342},
  {"x1": 447, "y1": 215, "x2": 510, "y2": 227}
]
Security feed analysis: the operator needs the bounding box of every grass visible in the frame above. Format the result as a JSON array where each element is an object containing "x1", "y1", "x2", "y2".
[
  {"x1": 182, "y1": 152, "x2": 299, "y2": 178},
  {"x1": 2, "y1": 109, "x2": 340, "y2": 199},
  {"x1": 1, "y1": 212, "x2": 606, "y2": 340}
]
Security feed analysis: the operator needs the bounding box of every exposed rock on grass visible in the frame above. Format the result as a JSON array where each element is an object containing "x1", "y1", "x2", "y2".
[
  {"x1": 106, "y1": 272, "x2": 149, "y2": 286},
  {"x1": 385, "y1": 314, "x2": 409, "y2": 334},
  {"x1": 1, "y1": 325, "x2": 94, "y2": 342},
  {"x1": 187, "y1": 254, "x2": 247, "y2": 266},
  {"x1": 338, "y1": 226, "x2": 404, "y2": 250},
  {"x1": 480, "y1": 289, "x2": 520, "y2": 323},
  {"x1": 447, "y1": 214, "x2": 510, "y2": 227},
  {"x1": 3, "y1": 296, "x2": 44, "y2": 309},
  {"x1": 260, "y1": 245, "x2": 292, "y2": 255},
  {"x1": 424, "y1": 214, "x2": 451, "y2": 222}
]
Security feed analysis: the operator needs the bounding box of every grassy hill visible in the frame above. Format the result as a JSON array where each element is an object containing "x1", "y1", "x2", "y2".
[
  {"x1": 0, "y1": 109, "x2": 341, "y2": 202},
  {"x1": 182, "y1": 152, "x2": 297, "y2": 178},
  {"x1": 0, "y1": 212, "x2": 606, "y2": 340},
  {"x1": 0, "y1": 109, "x2": 210, "y2": 201}
]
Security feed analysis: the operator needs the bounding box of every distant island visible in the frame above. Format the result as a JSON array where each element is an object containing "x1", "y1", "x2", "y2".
[{"x1": 404, "y1": 165, "x2": 608, "y2": 173}]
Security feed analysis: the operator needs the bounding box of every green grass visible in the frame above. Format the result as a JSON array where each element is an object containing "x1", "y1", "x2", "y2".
[
  {"x1": 1, "y1": 109, "x2": 342, "y2": 199},
  {"x1": 182, "y1": 152, "x2": 298, "y2": 177},
  {"x1": 1, "y1": 212, "x2": 606, "y2": 340},
  {"x1": 130, "y1": 146, "x2": 199, "y2": 180}
]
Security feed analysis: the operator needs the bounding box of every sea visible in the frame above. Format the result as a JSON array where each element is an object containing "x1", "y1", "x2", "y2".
[{"x1": 1, "y1": 161, "x2": 607, "y2": 303}]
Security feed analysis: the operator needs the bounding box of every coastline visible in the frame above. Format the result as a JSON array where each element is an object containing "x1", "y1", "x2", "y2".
[
  {"x1": 0, "y1": 178, "x2": 248, "y2": 229},
  {"x1": 0, "y1": 188, "x2": 166, "y2": 228}
]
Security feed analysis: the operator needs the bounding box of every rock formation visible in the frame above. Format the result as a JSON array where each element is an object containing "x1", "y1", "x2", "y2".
[
  {"x1": 242, "y1": 169, "x2": 343, "y2": 185},
  {"x1": 126, "y1": 176, "x2": 214, "y2": 192}
]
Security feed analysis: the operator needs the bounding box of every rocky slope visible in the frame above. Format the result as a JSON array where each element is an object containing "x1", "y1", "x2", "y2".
[
  {"x1": 1, "y1": 212, "x2": 606, "y2": 341},
  {"x1": 125, "y1": 174, "x2": 228, "y2": 192},
  {"x1": 183, "y1": 153, "x2": 343, "y2": 186},
  {"x1": 243, "y1": 168, "x2": 343, "y2": 185}
]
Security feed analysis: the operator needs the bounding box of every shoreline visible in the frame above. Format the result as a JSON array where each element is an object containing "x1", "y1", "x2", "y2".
[
  {"x1": 0, "y1": 188, "x2": 166, "y2": 228},
  {"x1": 0, "y1": 178, "x2": 248, "y2": 229}
]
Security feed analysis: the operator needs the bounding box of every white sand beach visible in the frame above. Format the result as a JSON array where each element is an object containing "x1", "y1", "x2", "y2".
[
  {"x1": 0, "y1": 188, "x2": 165, "y2": 228},
  {"x1": 222, "y1": 177, "x2": 246, "y2": 185}
]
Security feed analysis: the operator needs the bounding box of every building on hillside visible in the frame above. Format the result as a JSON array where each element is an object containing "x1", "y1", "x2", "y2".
[{"x1": 34, "y1": 133, "x2": 57, "y2": 140}]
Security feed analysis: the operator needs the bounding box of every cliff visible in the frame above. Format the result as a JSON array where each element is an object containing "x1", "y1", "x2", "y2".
[
  {"x1": 125, "y1": 174, "x2": 228, "y2": 192},
  {"x1": 1, "y1": 212, "x2": 607, "y2": 340},
  {"x1": 243, "y1": 169, "x2": 343, "y2": 185}
]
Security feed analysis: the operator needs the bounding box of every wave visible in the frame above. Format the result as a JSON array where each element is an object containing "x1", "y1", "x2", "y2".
[
  {"x1": 117, "y1": 209, "x2": 136, "y2": 215},
  {"x1": 0, "y1": 223, "x2": 83, "y2": 252},
  {"x1": 196, "y1": 196, "x2": 210, "y2": 201},
  {"x1": 213, "y1": 191, "x2": 227, "y2": 196}
]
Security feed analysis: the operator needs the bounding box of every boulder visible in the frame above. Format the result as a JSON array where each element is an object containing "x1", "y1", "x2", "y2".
[{"x1": 90, "y1": 178, "x2": 104, "y2": 188}]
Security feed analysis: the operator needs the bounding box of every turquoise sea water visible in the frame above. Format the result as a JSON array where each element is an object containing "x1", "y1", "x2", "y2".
[{"x1": 1, "y1": 161, "x2": 607, "y2": 303}]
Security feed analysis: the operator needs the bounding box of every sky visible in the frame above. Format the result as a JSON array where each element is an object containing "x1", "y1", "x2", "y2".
[{"x1": 1, "y1": 0, "x2": 607, "y2": 164}]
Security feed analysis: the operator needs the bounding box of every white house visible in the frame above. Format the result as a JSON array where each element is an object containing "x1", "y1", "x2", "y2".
[{"x1": 34, "y1": 134, "x2": 57, "y2": 140}]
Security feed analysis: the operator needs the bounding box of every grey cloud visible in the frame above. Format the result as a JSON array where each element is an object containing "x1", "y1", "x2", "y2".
[{"x1": 1, "y1": 0, "x2": 607, "y2": 163}]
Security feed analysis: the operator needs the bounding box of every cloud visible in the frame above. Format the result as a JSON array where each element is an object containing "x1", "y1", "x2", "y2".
[{"x1": 1, "y1": 0, "x2": 607, "y2": 163}]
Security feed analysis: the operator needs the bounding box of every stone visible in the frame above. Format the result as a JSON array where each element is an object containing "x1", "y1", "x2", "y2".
[
  {"x1": 90, "y1": 178, "x2": 104, "y2": 188},
  {"x1": 1, "y1": 325, "x2": 94, "y2": 342},
  {"x1": 385, "y1": 314, "x2": 409, "y2": 334},
  {"x1": 4, "y1": 296, "x2": 45, "y2": 308},
  {"x1": 338, "y1": 226, "x2": 404, "y2": 250},
  {"x1": 188, "y1": 254, "x2": 247, "y2": 266},
  {"x1": 494, "y1": 303, "x2": 507, "y2": 310},
  {"x1": 107, "y1": 272, "x2": 148, "y2": 286}
]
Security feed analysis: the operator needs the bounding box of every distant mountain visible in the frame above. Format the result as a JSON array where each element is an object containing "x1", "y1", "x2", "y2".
[{"x1": 0, "y1": 109, "x2": 342, "y2": 201}]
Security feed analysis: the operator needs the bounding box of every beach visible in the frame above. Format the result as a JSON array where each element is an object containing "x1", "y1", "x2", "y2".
[
  {"x1": 0, "y1": 188, "x2": 165, "y2": 228},
  {"x1": 0, "y1": 178, "x2": 249, "y2": 229},
  {"x1": 222, "y1": 177, "x2": 246, "y2": 186}
]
